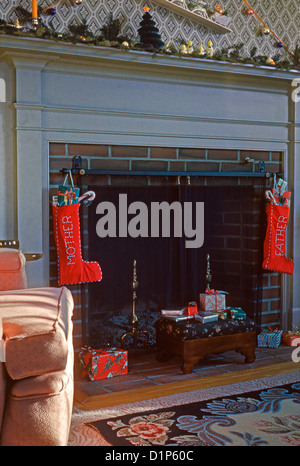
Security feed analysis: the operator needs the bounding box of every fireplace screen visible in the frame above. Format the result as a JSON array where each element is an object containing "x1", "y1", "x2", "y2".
[{"x1": 86, "y1": 182, "x2": 265, "y2": 347}]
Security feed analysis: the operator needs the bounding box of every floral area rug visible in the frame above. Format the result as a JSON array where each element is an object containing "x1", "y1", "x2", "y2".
[
  {"x1": 69, "y1": 370, "x2": 300, "y2": 447},
  {"x1": 86, "y1": 382, "x2": 300, "y2": 446}
]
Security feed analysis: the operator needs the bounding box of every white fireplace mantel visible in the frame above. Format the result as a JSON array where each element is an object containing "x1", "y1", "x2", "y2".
[{"x1": 0, "y1": 35, "x2": 299, "y2": 330}]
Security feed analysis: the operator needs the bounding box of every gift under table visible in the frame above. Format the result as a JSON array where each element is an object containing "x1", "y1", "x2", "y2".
[{"x1": 155, "y1": 317, "x2": 257, "y2": 374}]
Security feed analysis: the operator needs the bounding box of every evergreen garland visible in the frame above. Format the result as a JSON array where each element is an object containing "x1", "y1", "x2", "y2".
[{"x1": 0, "y1": 8, "x2": 299, "y2": 72}]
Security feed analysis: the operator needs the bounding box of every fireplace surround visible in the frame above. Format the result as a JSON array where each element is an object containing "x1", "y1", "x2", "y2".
[{"x1": 0, "y1": 35, "x2": 299, "y2": 352}]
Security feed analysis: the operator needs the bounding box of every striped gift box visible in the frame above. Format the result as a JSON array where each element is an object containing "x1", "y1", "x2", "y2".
[{"x1": 257, "y1": 329, "x2": 283, "y2": 348}]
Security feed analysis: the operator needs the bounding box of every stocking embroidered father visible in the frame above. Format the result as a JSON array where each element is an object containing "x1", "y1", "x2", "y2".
[
  {"x1": 53, "y1": 203, "x2": 102, "y2": 286},
  {"x1": 262, "y1": 204, "x2": 294, "y2": 274}
]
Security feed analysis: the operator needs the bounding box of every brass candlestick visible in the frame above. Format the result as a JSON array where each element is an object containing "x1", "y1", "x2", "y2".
[
  {"x1": 120, "y1": 260, "x2": 149, "y2": 348},
  {"x1": 206, "y1": 253, "x2": 212, "y2": 290}
]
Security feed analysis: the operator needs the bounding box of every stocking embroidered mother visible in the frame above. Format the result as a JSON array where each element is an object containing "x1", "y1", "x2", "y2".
[{"x1": 53, "y1": 203, "x2": 102, "y2": 286}]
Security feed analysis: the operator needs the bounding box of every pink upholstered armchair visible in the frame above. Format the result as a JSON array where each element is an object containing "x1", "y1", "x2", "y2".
[{"x1": 0, "y1": 246, "x2": 74, "y2": 446}]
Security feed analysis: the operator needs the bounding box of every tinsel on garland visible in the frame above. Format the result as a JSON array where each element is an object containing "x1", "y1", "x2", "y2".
[{"x1": 0, "y1": 12, "x2": 299, "y2": 72}]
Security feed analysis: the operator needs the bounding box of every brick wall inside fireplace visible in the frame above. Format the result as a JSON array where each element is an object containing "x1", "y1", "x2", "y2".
[{"x1": 49, "y1": 143, "x2": 283, "y2": 355}]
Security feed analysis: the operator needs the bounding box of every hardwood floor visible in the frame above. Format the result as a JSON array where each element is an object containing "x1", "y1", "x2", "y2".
[{"x1": 74, "y1": 345, "x2": 297, "y2": 410}]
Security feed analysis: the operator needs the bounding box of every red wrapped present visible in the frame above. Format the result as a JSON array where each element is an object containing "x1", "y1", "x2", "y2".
[
  {"x1": 185, "y1": 301, "x2": 198, "y2": 316},
  {"x1": 199, "y1": 289, "x2": 226, "y2": 311},
  {"x1": 79, "y1": 346, "x2": 128, "y2": 381},
  {"x1": 282, "y1": 332, "x2": 300, "y2": 347}
]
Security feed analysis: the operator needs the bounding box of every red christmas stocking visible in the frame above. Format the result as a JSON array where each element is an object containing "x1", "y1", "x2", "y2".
[
  {"x1": 262, "y1": 204, "x2": 294, "y2": 274},
  {"x1": 53, "y1": 203, "x2": 102, "y2": 286}
]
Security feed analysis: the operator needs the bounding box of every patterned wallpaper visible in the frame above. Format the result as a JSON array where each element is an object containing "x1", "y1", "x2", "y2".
[{"x1": 0, "y1": 0, "x2": 299, "y2": 57}]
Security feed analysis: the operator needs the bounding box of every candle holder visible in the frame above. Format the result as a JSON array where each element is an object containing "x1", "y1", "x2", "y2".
[
  {"x1": 120, "y1": 260, "x2": 150, "y2": 349},
  {"x1": 206, "y1": 253, "x2": 212, "y2": 290}
]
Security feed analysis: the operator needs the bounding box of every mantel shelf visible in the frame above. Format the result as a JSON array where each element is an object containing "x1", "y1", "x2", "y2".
[{"x1": 152, "y1": 0, "x2": 231, "y2": 34}]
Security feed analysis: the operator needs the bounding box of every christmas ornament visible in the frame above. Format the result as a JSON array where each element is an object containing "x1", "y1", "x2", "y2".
[
  {"x1": 47, "y1": 7, "x2": 56, "y2": 16},
  {"x1": 206, "y1": 40, "x2": 214, "y2": 57},
  {"x1": 242, "y1": 0, "x2": 294, "y2": 59},
  {"x1": 266, "y1": 54, "x2": 275, "y2": 66},
  {"x1": 187, "y1": 40, "x2": 193, "y2": 53},
  {"x1": 214, "y1": 4, "x2": 223, "y2": 14},
  {"x1": 137, "y1": 6, "x2": 165, "y2": 51},
  {"x1": 180, "y1": 44, "x2": 188, "y2": 54},
  {"x1": 198, "y1": 45, "x2": 205, "y2": 55},
  {"x1": 163, "y1": 43, "x2": 172, "y2": 53},
  {"x1": 246, "y1": 8, "x2": 253, "y2": 15},
  {"x1": 14, "y1": 19, "x2": 23, "y2": 29},
  {"x1": 277, "y1": 42, "x2": 283, "y2": 48}
]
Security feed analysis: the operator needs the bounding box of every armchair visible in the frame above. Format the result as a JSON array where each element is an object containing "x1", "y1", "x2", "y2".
[{"x1": 0, "y1": 245, "x2": 74, "y2": 446}]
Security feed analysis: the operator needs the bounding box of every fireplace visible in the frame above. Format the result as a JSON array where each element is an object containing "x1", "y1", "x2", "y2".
[{"x1": 86, "y1": 179, "x2": 267, "y2": 348}]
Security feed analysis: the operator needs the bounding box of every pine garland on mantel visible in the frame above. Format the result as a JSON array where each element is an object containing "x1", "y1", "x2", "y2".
[{"x1": 1, "y1": 8, "x2": 299, "y2": 73}]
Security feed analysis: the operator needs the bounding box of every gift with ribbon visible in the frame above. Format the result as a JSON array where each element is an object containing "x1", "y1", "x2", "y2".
[
  {"x1": 58, "y1": 170, "x2": 80, "y2": 206},
  {"x1": 185, "y1": 301, "x2": 198, "y2": 316},
  {"x1": 257, "y1": 328, "x2": 283, "y2": 348},
  {"x1": 199, "y1": 288, "x2": 227, "y2": 311},
  {"x1": 79, "y1": 346, "x2": 128, "y2": 381},
  {"x1": 227, "y1": 307, "x2": 246, "y2": 320},
  {"x1": 282, "y1": 328, "x2": 300, "y2": 347}
]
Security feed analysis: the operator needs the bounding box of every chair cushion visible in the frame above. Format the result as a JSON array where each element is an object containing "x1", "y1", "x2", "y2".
[
  {"x1": 10, "y1": 370, "x2": 70, "y2": 398},
  {"x1": 0, "y1": 249, "x2": 28, "y2": 291},
  {"x1": 0, "y1": 287, "x2": 73, "y2": 380},
  {"x1": 155, "y1": 316, "x2": 257, "y2": 342}
]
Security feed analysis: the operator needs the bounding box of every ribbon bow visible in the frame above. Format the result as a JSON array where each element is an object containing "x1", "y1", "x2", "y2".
[
  {"x1": 65, "y1": 189, "x2": 77, "y2": 200},
  {"x1": 205, "y1": 289, "x2": 229, "y2": 295},
  {"x1": 205, "y1": 288, "x2": 219, "y2": 294}
]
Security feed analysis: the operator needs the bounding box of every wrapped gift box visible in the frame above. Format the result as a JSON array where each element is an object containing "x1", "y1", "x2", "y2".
[
  {"x1": 186, "y1": 301, "x2": 198, "y2": 316},
  {"x1": 227, "y1": 307, "x2": 246, "y2": 320},
  {"x1": 257, "y1": 329, "x2": 283, "y2": 348},
  {"x1": 282, "y1": 332, "x2": 300, "y2": 347},
  {"x1": 199, "y1": 292, "x2": 226, "y2": 311},
  {"x1": 79, "y1": 346, "x2": 128, "y2": 381},
  {"x1": 217, "y1": 311, "x2": 227, "y2": 320},
  {"x1": 58, "y1": 185, "x2": 80, "y2": 206},
  {"x1": 197, "y1": 311, "x2": 219, "y2": 324}
]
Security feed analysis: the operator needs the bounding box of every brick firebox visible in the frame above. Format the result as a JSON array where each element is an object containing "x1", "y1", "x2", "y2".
[{"x1": 49, "y1": 143, "x2": 282, "y2": 355}]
